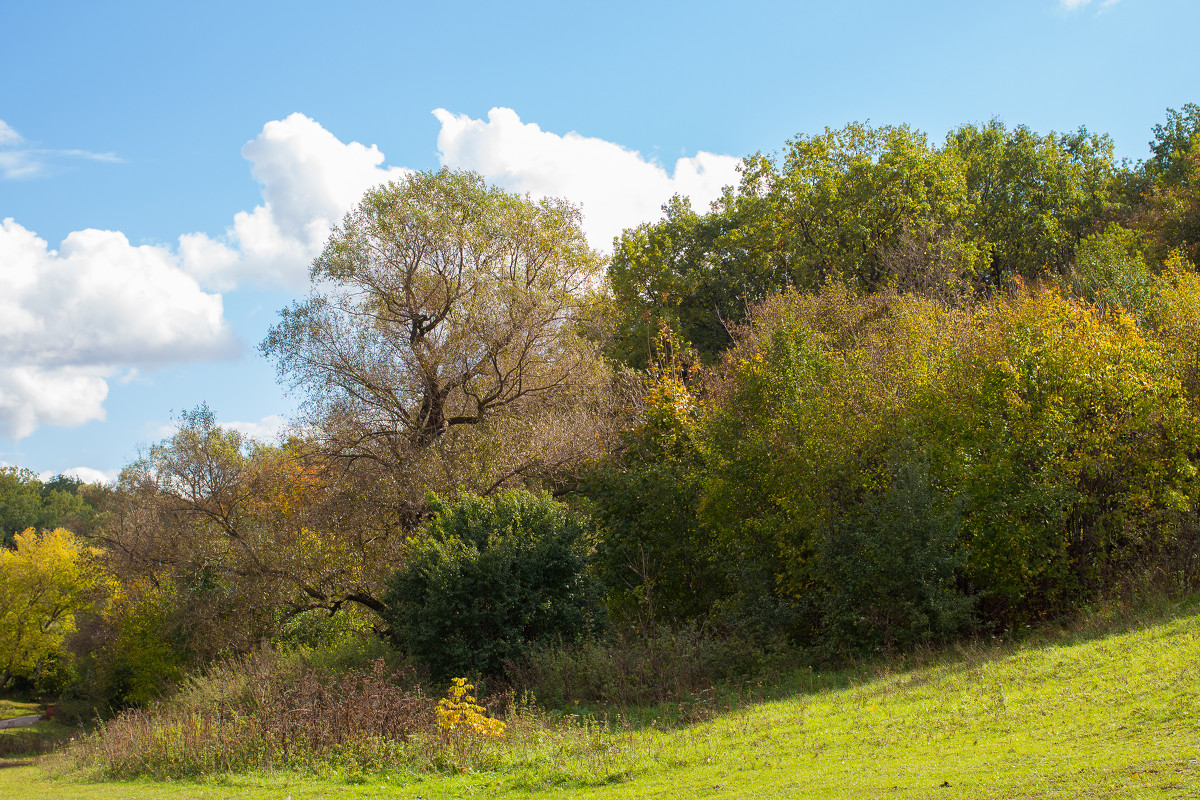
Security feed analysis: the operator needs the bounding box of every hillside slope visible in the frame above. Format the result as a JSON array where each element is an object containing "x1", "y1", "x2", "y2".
[{"x1": 4, "y1": 601, "x2": 1199, "y2": 799}]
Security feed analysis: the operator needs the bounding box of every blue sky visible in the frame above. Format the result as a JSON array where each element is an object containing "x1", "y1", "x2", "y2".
[{"x1": 1, "y1": 0, "x2": 1198, "y2": 482}]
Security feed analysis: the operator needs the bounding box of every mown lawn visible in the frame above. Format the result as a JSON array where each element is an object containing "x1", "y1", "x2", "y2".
[{"x1": 3, "y1": 601, "x2": 1199, "y2": 799}]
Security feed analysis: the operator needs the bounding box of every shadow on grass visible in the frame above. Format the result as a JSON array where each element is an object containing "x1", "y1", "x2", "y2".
[{"x1": 561, "y1": 587, "x2": 1200, "y2": 734}]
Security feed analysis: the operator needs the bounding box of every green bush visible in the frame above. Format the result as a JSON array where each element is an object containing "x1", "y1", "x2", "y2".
[
  {"x1": 510, "y1": 622, "x2": 795, "y2": 709},
  {"x1": 80, "y1": 581, "x2": 187, "y2": 709},
  {"x1": 587, "y1": 371, "x2": 721, "y2": 625},
  {"x1": 817, "y1": 452, "x2": 976, "y2": 655},
  {"x1": 381, "y1": 491, "x2": 605, "y2": 680},
  {"x1": 700, "y1": 284, "x2": 1200, "y2": 637},
  {"x1": 1067, "y1": 223, "x2": 1153, "y2": 314}
]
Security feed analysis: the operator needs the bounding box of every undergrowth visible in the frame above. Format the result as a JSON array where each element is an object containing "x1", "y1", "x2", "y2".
[{"x1": 67, "y1": 647, "x2": 647, "y2": 787}]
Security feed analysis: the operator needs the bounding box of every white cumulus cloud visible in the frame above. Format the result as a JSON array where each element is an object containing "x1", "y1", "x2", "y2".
[
  {"x1": 0, "y1": 218, "x2": 237, "y2": 439},
  {"x1": 179, "y1": 113, "x2": 410, "y2": 291},
  {"x1": 4, "y1": 110, "x2": 739, "y2": 441},
  {"x1": 226, "y1": 413, "x2": 289, "y2": 443},
  {"x1": 0, "y1": 365, "x2": 110, "y2": 441},
  {"x1": 37, "y1": 465, "x2": 120, "y2": 485},
  {"x1": 434, "y1": 107, "x2": 743, "y2": 250}
]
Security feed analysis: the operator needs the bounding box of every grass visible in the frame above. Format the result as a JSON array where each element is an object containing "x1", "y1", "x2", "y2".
[
  {"x1": 4, "y1": 597, "x2": 1200, "y2": 799},
  {"x1": 0, "y1": 700, "x2": 40, "y2": 720}
]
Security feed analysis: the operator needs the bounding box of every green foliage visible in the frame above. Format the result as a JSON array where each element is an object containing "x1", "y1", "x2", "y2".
[
  {"x1": 80, "y1": 581, "x2": 187, "y2": 709},
  {"x1": 1066, "y1": 223, "x2": 1153, "y2": 314},
  {"x1": 0, "y1": 467, "x2": 94, "y2": 548},
  {"x1": 510, "y1": 621, "x2": 795, "y2": 710},
  {"x1": 946, "y1": 120, "x2": 1117, "y2": 285},
  {"x1": 700, "y1": 284, "x2": 1200, "y2": 637},
  {"x1": 606, "y1": 195, "x2": 742, "y2": 367},
  {"x1": 817, "y1": 452, "x2": 975, "y2": 655},
  {"x1": 931, "y1": 289, "x2": 1200, "y2": 618},
  {"x1": 381, "y1": 491, "x2": 605, "y2": 680},
  {"x1": 1147, "y1": 103, "x2": 1200, "y2": 188},
  {"x1": 587, "y1": 336, "x2": 720, "y2": 624},
  {"x1": 1143, "y1": 251, "x2": 1200, "y2": 401},
  {"x1": 606, "y1": 119, "x2": 1121, "y2": 369},
  {"x1": 701, "y1": 285, "x2": 959, "y2": 640},
  {"x1": 757, "y1": 122, "x2": 982, "y2": 293}
]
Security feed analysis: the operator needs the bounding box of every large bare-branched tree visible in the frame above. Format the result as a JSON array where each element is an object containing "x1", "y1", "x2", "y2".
[{"x1": 262, "y1": 168, "x2": 624, "y2": 507}]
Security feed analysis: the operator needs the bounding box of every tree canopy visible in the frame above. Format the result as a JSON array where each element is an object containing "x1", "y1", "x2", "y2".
[
  {"x1": 0, "y1": 527, "x2": 110, "y2": 690},
  {"x1": 263, "y1": 169, "x2": 621, "y2": 506}
]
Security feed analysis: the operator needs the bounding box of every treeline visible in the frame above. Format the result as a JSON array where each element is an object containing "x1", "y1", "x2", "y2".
[
  {"x1": 608, "y1": 109, "x2": 1200, "y2": 367},
  {"x1": 6, "y1": 106, "x2": 1200, "y2": 716}
]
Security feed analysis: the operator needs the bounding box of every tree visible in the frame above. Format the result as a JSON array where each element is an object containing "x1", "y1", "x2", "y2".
[
  {"x1": 606, "y1": 122, "x2": 985, "y2": 366},
  {"x1": 0, "y1": 528, "x2": 110, "y2": 690},
  {"x1": 94, "y1": 406, "x2": 398, "y2": 653},
  {"x1": 0, "y1": 467, "x2": 94, "y2": 548},
  {"x1": 381, "y1": 491, "x2": 604, "y2": 680},
  {"x1": 944, "y1": 120, "x2": 1117, "y2": 285},
  {"x1": 262, "y1": 169, "x2": 620, "y2": 509},
  {"x1": 1147, "y1": 104, "x2": 1200, "y2": 188}
]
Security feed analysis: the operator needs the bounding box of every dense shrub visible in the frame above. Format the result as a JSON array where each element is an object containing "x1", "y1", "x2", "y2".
[
  {"x1": 816, "y1": 452, "x2": 976, "y2": 655},
  {"x1": 73, "y1": 580, "x2": 187, "y2": 710},
  {"x1": 587, "y1": 368, "x2": 721, "y2": 624},
  {"x1": 701, "y1": 286, "x2": 963, "y2": 640},
  {"x1": 509, "y1": 622, "x2": 795, "y2": 709},
  {"x1": 73, "y1": 649, "x2": 434, "y2": 778},
  {"x1": 1067, "y1": 223, "x2": 1153, "y2": 314},
  {"x1": 381, "y1": 491, "x2": 605, "y2": 680},
  {"x1": 700, "y1": 283, "x2": 1200, "y2": 640},
  {"x1": 928, "y1": 288, "x2": 1200, "y2": 618}
]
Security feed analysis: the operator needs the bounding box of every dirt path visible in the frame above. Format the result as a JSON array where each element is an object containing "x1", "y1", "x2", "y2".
[{"x1": 0, "y1": 716, "x2": 41, "y2": 730}]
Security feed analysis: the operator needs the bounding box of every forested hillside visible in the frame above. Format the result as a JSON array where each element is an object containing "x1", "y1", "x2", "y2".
[{"x1": 4, "y1": 106, "x2": 1200, "y2": 788}]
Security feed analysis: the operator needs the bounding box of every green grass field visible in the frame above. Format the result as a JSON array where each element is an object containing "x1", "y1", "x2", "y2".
[
  {"x1": 0, "y1": 700, "x2": 41, "y2": 720},
  {"x1": 3, "y1": 600, "x2": 1198, "y2": 799}
]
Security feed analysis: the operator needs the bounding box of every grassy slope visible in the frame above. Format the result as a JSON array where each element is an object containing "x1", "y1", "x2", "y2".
[
  {"x1": 4, "y1": 602, "x2": 1199, "y2": 800},
  {"x1": 0, "y1": 700, "x2": 40, "y2": 720}
]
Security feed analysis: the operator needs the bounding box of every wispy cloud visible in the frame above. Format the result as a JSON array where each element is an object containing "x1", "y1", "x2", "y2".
[
  {"x1": 1058, "y1": 0, "x2": 1121, "y2": 11},
  {"x1": 0, "y1": 118, "x2": 122, "y2": 179},
  {"x1": 0, "y1": 120, "x2": 21, "y2": 146}
]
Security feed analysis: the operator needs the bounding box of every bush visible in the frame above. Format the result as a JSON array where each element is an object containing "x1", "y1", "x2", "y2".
[
  {"x1": 509, "y1": 622, "x2": 795, "y2": 710},
  {"x1": 817, "y1": 452, "x2": 976, "y2": 655},
  {"x1": 75, "y1": 580, "x2": 187, "y2": 710},
  {"x1": 587, "y1": 371, "x2": 720, "y2": 625},
  {"x1": 381, "y1": 491, "x2": 605, "y2": 681},
  {"x1": 72, "y1": 649, "x2": 433, "y2": 778},
  {"x1": 701, "y1": 284, "x2": 1200, "y2": 638}
]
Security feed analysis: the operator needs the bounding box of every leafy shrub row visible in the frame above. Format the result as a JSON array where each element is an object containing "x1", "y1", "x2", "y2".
[{"x1": 589, "y1": 275, "x2": 1200, "y2": 656}]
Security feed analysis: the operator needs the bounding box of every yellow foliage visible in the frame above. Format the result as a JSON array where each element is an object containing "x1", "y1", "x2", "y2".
[
  {"x1": 0, "y1": 528, "x2": 112, "y2": 686},
  {"x1": 435, "y1": 678, "x2": 505, "y2": 739}
]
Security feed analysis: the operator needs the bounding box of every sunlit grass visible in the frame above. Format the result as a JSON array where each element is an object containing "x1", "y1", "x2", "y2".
[
  {"x1": 4, "y1": 597, "x2": 1200, "y2": 799},
  {"x1": 0, "y1": 700, "x2": 40, "y2": 720}
]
